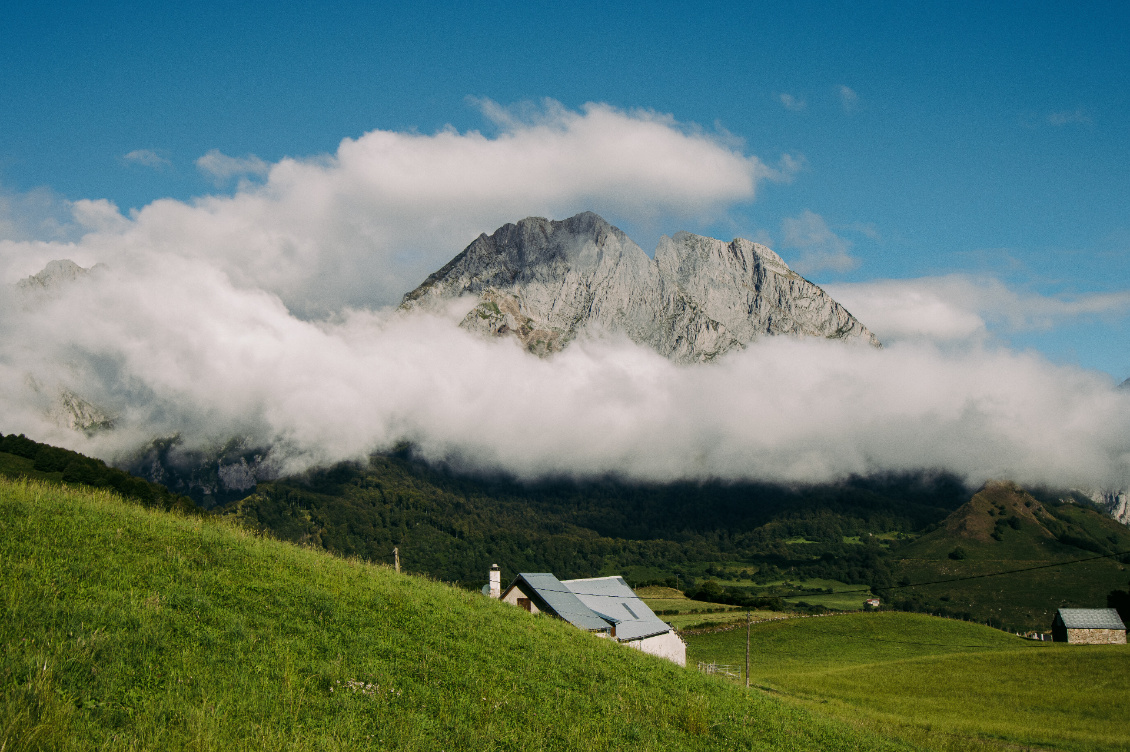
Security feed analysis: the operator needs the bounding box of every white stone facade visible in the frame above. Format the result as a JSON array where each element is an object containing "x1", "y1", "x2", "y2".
[{"x1": 625, "y1": 630, "x2": 687, "y2": 666}]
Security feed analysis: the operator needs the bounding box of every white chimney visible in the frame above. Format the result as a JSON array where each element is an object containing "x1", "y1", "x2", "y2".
[{"x1": 489, "y1": 564, "x2": 501, "y2": 599}]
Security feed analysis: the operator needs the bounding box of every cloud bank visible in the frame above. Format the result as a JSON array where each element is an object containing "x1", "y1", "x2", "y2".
[
  {"x1": 1, "y1": 100, "x2": 1128, "y2": 491},
  {"x1": 2, "y1": 264, "x2": 1127, "y2": 490},
  {"x1": 2, "y1": 100, "x2": 772, "y2": 317}
]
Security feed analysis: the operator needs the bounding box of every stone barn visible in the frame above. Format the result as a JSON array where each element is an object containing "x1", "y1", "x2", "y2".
[{"x1": 1051, "y1": 608, "x2": 1126, "y2": 644}]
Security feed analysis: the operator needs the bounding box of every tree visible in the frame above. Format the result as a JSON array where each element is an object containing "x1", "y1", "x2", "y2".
[{"x1": 1108, "y1": 582, "x2": 1130, "y2": 625}]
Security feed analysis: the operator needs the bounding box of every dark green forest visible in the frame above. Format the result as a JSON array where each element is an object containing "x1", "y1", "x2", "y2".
[{"x1": 221, "y1": 452, "x2": 971, "y2": 590}]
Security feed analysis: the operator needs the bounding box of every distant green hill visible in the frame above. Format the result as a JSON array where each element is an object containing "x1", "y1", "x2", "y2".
[
  {"x1": 887, "y1": 482, "x2": 1130, "y2": 629},
  {"x1": 0, "y1": 477, "x2": 909, "y2": 751},
  {"x1": 686, "y1": 611, "x2": 1130, "y2": 752}
]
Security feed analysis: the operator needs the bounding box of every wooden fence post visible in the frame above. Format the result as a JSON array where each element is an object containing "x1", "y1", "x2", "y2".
[{"x1": 745, "y1": 611, "x2": 751, "y2": 688}]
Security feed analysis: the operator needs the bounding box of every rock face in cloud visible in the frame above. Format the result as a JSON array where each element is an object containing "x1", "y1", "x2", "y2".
[
  {"x1": 1084, "y1": 490, "x2": 1130, "y2": 525},
  {"x1": 17, "y1": 259, "x2": 93, "y2": 291},
  {"x1": 402, "y1": 212, "x2": 879, "y2": 362}
]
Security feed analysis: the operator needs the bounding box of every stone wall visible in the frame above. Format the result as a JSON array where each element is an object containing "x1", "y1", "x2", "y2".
[{"x1": 1066, "y1": 628, "x2": 1127, "y2": 645}]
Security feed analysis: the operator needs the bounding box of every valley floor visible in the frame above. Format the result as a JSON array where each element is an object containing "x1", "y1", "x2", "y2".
[{"x1": 685, "y1": 611, "x2": 1130, "y2": 752}]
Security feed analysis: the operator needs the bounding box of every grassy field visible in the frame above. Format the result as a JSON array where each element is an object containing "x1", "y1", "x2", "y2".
[
  {"x1": 685, "y1": 611, "x2": 1130, "y2": 752},
  {"x1": 736, "y1": 578, "x2": 872, "y2": 612},
  {"x1": 1, "y1": 477, "x2": 913, "y2": 751},
  {"x1": 637, "y1": 586, "x2": 790, "y2": 630}
]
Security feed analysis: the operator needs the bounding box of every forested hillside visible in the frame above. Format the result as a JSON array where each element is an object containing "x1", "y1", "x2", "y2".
[{"x1": 220, "y1": 454, "x2": 970, "y2": 589}]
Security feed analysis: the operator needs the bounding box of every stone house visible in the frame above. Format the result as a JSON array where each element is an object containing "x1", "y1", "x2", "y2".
[
  {"x1": 1051, "y1": 608, "x2": 1126, "y2": 644},
  {"x1": 485, "y1": 566, "x2": 686, "y2": 666}
]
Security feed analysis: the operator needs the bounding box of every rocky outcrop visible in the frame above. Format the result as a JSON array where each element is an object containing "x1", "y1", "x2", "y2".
[
  {"x1": 123, "y1": 436, "x2": 274, "y2": 510},
  {"x1": 1084, "y1": 489, "x2": 1130, "y2": 526},
  {"x1": 402, "y1": 212, "x2": 879, "y2": 362}
]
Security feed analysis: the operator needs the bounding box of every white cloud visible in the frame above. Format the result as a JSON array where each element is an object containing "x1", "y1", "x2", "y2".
[
  {"x1": 826, "y1": 275, "x2": 1130, "y2": 344},
  {"x1": 780, "y1": 210, "x2": 859, "y2": 274},
  {"x1": 1047, "y1": 109, "x2": 1090, "y2": 126},
  {"x1": 196, "y1": 149, "x2": 271, "y2": 185},
  {"x1": 2, "y1": 100, "x2": 772, "y2": 315},
  {"x1": 838, "y1": 85, "x2": 859, "y2": 113},
  {"x1": 123, "y1": 149, "x2": 171, "y2": 169},
  {"x1": 2, "y1": 100, "x2": 1128, "y2": 492},
  {"x1": 778, "y1": 93, "x2": 806, "y2": 112},
  {"x1": 1, "y1": 264, "x2": 1127, "y2": 491}
]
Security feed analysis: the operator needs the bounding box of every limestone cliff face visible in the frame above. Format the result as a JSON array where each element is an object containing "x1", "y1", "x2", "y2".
[
  {"x1": 402, "y1": 212, "x2": 880, "y2": 362},
  {"x1": 1084, "y1": 490, "x2": 1130, "y2": 526}
]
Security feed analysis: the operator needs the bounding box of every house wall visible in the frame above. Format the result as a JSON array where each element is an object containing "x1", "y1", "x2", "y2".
[
  {"x1": 625, "y1": 630, "x2": 686, "y2": 666},
  {"x1": 1065, "y1": 628, "x2": 1126, "y2": 645},
  {"x1": 501, "y1": 586, "x2": 540, "y2": 614}
]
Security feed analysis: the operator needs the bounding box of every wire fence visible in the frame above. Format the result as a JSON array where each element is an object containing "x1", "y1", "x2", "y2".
[{"x1": 696, "y1": 661, "x2": 740, "y2": 678}]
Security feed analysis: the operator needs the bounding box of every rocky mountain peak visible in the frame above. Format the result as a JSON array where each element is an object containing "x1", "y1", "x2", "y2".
[
  {"x1": 17, "y1": 259, "x2": 88, "y2": 290},
  {"x1": 401, "y1": 212, "x2": 880, "y2": 361}
]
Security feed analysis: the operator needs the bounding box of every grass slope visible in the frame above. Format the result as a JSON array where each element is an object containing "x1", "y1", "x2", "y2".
[
  {"x1": 686, "y1": 612, "x2": 1130, "y2": 752},
  {"x1": 1, "y1": 478, "x2": 908, "y2": 751}
]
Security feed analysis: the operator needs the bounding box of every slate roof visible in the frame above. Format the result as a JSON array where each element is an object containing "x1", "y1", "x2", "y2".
[
  {"x1": 1055, "y1": 608, "x2": 1126, "y2": 630},
  {"x1": 505, "y1": 573, "x2": 613, "y2": 633},
  {"x1": 562, "y1": 576, "x2": 673, "y2": 641},
  {"x1": 503, "y1": 573, "x2": 674, "y2": 641}
]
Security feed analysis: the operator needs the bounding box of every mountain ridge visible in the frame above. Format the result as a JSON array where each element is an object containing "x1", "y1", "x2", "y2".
[{"x1": 402, "y1": 212, "x2": 880, "y2": 361}]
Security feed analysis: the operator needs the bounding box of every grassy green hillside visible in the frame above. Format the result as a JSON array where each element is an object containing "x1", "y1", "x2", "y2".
[
  {"x1": 685, "y1": 612, "x2": 1130, "y2": 752},
  {"x1": 1, "y1": 477, "x2": 910, "y2": 751}
]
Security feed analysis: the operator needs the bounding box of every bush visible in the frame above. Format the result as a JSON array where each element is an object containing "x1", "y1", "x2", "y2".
[{"x1": 948, "y1": 546, "x2": 967, "y2": 560}]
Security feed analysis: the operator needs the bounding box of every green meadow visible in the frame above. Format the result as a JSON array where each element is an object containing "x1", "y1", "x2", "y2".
[
  {"x1": 685, "y1": 611, "x2": 1130, "y2": 752},
  {"x1": 637, "y1": 586, "x2": 790, "y2": 630},
  {"x1": 1, "y1": 477, "x2": 910, "y2": 751}
]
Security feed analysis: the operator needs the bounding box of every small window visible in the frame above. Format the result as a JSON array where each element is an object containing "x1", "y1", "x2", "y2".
[
  {"x1": 622, "y1": 603, "x2": 638, "y2": 619},
  {"x1": 517, "y1": 597, "x2": 533, "y2": 612}
]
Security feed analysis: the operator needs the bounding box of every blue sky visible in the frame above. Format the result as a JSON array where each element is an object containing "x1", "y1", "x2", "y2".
[{"x1": 2, "y1": 0, "x2": 1128, "y2": 377}]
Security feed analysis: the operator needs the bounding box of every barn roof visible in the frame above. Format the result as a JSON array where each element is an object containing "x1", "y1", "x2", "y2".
[
  {"x1": 561, "y1": 575, "x2": 673, "y2": 642},
  {"x1": 502, "y1": 573, "x2": 674, "y2": 641},
  {"x1": 506, "y1": 573, "x2": 612, "y2": 633},
  {"x1": 1055, "y1": 608, "x2": 1126, "y2": 630}
]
